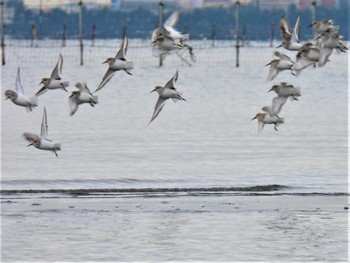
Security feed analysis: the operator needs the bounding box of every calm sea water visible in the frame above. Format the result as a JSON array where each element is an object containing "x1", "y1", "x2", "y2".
[{"x1": 1, "y1": 40, "x2": 348, "y2": 261}]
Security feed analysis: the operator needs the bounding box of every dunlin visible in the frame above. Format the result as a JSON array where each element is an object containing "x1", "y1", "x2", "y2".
[
  {"x1": 269, "y1": 82, "x2": 301, "y2": 101},
  {"x1": 148, "y1": 70, "x2": 186, "y2": 124},
  {"x1": 152, "y1": 11, "x2": 189, "y2": 56},
  {"x1": 292, "y1": 42, "x2": 322, "y2": 74},
  {"x1": 23, "y1": 107, "x2": 61, "y2": 157},
  {"x1": 278, "y1": 15, "x2": 302, "y2": 51},
  {"x1": 309, "y1": 19, "x2": 339, "y2": 34},
  {"x1": 266, "y1": 51, "x2": 294, "y2": 81},
  {"x1": 5, "y1": 67, "x2": 38, "y2": 111},
  {"x1": 251, "y1": 113, "x2": 284, "y2": 132},
  {"x1": 69, "y1": 82, "x2": 98, "y2": 116},
  {"x1": 261, "y1": 96, "x2": 288, "y2": 119},
  {"x1": 95, "y1": 36, "x2": 133, "y2": 92},
  {"x1": 35, "y1": 53, "x2": 69, "y2": 96}
]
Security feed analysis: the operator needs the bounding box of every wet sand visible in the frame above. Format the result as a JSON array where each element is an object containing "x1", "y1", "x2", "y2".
[{"x1": 1, "y1": 190, "x2": 348, "y2": 261}]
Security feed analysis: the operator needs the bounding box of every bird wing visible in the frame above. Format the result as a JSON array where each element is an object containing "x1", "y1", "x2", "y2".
[
  {"x1": 95, "y1": 68, "x2": 116, "y2": 92},
  {"x1": 40, "y1": 107, "x2": 49, "y2": 140},
  {"x1": 149, "y1": 97, "x2": 167, "y2": 124},
  {"x1": 164, "y1": 11, "x2": 179, "y2": 28},
  {"x1": 274, "y1": 51, "x2": 293, "y2": 62},
  {"x1": 115, "y1": 36, "x2": 128, "y2": 60},
  {"x1": 272, "y1": 96, "x2": 288, "y2": 116},
  {"x1": 15, "y1": 67, "x2": 25, "y2": 95},
  {"x1": 280, "y1": 82, "x2": 294, "y2": 88},
  {"x1": 318, "y1": 47, "x2": 333, "y2": 67},
  {"x1": 50, "y1": 53, "x2": 63, "y2": 80},
  {"x1": 76, "y1": 82, "x2": 92, "y2": 95},
  {"x1": 23, "y1": 132, "x2": 40, "y2": 143},
  {"x1": 164, "y1": 70, "x2": 179, "y2": 90},
  {"x1": 68, "y1": 94, "x2": 79, "y2": 116},
  {"x1": 258, "y1": 120, "x2": 265, "y2": 133},
  {"x1": 266, "y1": 62, "x2": 279, "y2": 82},
  {"x1": 35, "y1": 86, "x2": 48, "y2": 96},
  {"x1": 280, "y1": 16, "x2": 291, "y2": 41},
  {"x1": 291, "y1": 16, "x2": 300, "y2": 43},
  {"x1": 261, "y1": 105, "x2": 272, "y2": 116},
  {"x1": 293, "y1": 52, "x2": 316, "y2": 73}
]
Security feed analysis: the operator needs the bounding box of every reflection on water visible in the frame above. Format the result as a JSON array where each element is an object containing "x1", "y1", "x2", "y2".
[{"x1": 1, "y1": 194, "x2": 348, "y2": 261}]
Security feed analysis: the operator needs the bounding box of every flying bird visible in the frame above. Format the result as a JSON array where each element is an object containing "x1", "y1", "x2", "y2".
[
  {"x1": 251, "y1": 113, "x2": 284, "y2": 132},
  {"x1": 278, "y1": 15, "x2": 302, "y2": 51},
  {"x1": 148, "y1": 70, "x2": 186, "y2": 125},
  {"x1": 261, "y1": 96, "x2": 288, "y2": 119},
  {"x1": 35, "y1": 53, "x2": 69, "y2": 96},
  {"x1": 69, "y1": 82, "x2": 98, "y2": 116},
  {"x1": 4, "y1": 67, "x2": 38, "y2": 111},
  {"x1": 23, "y1": 107, "x2": 61, "y2": 157},
  {"x1": 269, "y1": 82, "x2": 301, "y2": 101},
  {"x1": 152, "y1": 11, "x2": 189, "y2": 57},
  {"x1": 266, "y1": 51, "x2": 294, "y2": 81},
  {"x1": 95, "y1": 36, "x2": 133, "y2": 92}
]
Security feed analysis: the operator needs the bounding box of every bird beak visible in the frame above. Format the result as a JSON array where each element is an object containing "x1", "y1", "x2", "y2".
[
  {"x1": 251, "y1": 116, "x2": 257, "y2": 121},
  {"x1": 102, "y1": 59, "x2": 108, "y2": 64},
  {"x1": 150, "y1": 88, "x2": 156, "y2": 93},
  {"x1": 27, "y1": 143, "x2": 33, "y2": 147},
  {"x1": 265, "y1": 62, "x2": 271, "y2": 67},
  {"x1": 268, "y1": 88, "x2": 273, "y2": 93},
  {"x1": 276, "y1": 43, "x2": 282, "y2": 48}
]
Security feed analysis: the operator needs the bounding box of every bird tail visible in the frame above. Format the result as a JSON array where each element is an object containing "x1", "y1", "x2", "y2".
[
  {"x1": 25, "y1": 96, "x2": 38, "y2": 112},
  {"x1": 172, "y1": 92, "x2": 186, "y2": 103},
  {"x1": 92, "y1": 95, "x2": 98, "y2": 104},
  {"x1": 54, "y1": 143, "x2": 61, "y2": 151},
  {"x1": 30, "y1": 96, "x2": 38, "y2": 106},
  {"x1": 181, "y1": 34, "x2": 190, "y2": 42},
  {"x1": 125, "y1": 61, "x2": 133, "y2": 70},
  {"x1": 62, "y1": 81, "x2": 69, "y2": 88}
]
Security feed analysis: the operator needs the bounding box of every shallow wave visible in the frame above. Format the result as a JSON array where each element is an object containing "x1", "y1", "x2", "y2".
[{"x1": 0, "y1": 185, "x2": 348, "y2": 198}]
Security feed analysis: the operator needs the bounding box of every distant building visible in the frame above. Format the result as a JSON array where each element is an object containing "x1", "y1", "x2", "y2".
[
  {"x1": 21, "y1": 0, "x2": 338, "y2": 11},
  {"x1": 179, "y1": 0, "x2": 252, "y2": 9},
  {"x1": 22, "y1": 0, "x2": 179, "y2": 12},
  {"x1": 23, "y1": 0, "x2": 111, "y2": 10},
  {"x1": 257, "y1": 0, "x2": 336, "y2": 11},
  {"x1": 117, "y1": 0, "x2": 179, "y2": 12}
]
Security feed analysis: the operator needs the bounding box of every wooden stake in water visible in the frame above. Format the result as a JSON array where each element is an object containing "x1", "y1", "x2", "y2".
[
  {"x1": 31, "y1": 24, "x2": 36, "y2": 47},
  {"x1": 38, "y1": 0, "x2": 42, "y2": 39},
  {"x1": 211, "y1": 24, "x2": 216, "y2": 47},
  {"x1": 158, "y1": 0, "x2": 164, "y2": 67},
  {"x1": 235, "y1": 0, "x2": 240, "y2": 68},
  {"x1": 0, "y1": 0, "x2": 5, "y2": 65},
  {"x1": 91, "y1": 24, "x2": 96, "y2": 46},
  {"x1": 269, "y1": 23, "x2": 275, "y2": 48},
  {"x1": 62, "y1": 23, "x2": 67, "y2": 47},
  {"x1": 311, "y1": 1, "x2": 316, "y2": 67},
  {"x1": 78, "y1": 0, "x2": 83, "y2": 65},
  {"x1": 311, "y1": 1, "x2": 317, "y2": 24}
]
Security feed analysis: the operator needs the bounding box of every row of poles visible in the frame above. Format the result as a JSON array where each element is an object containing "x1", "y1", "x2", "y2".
[
  {"x1": 0, "y1": 0, "x2": 318, "y2": 67},
  {"x1": 0, "y1": 0, "x2": 83, "y2": 66}
]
